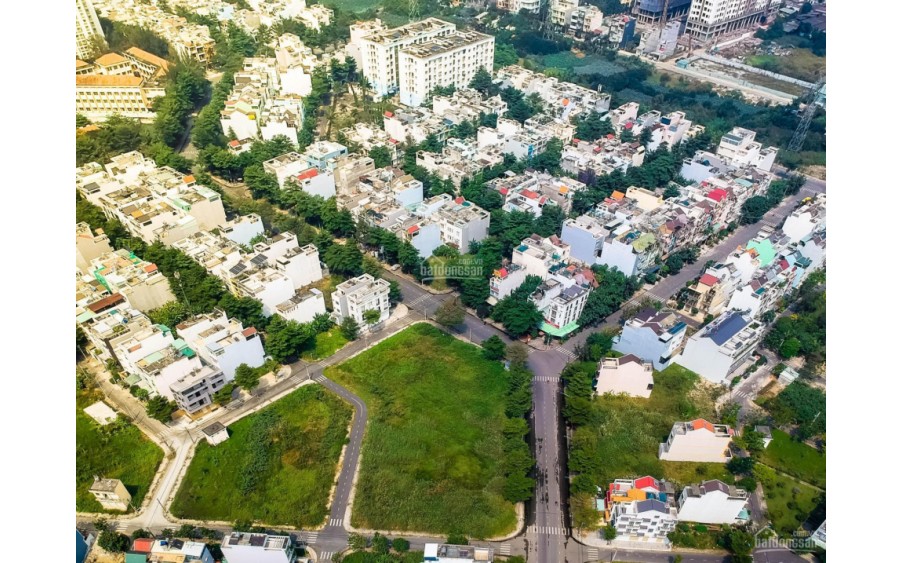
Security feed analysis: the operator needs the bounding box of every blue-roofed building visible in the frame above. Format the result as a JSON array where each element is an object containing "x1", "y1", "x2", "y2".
[
  {"x1": 76, "y1": 530, "x2": 93, "y2": 563},
  {"x1": 613, "y1": 308, "x2": 688, "y2": 371},
  {"x1": 676, "y1": 310, "x2": 764, "y2": 383}
]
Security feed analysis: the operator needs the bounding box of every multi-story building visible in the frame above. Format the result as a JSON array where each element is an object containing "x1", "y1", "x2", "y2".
[
  {"x1": 252, "y1": 231, "x2": 324, "y2": 288},
  {"x1": 89, "y1": 250, "x2": 175, "y2": 312},
  {"x1": 172, "y1": 231, "x2": 243, "y2": 281},
  {"x1": 423, "y1": 544, "x2": 494, "y2": 562},
  {"x1": 76, "y1": 222, "x2": 114, "y2": 274},
  {"x1": 601, "y1": 14, "x2": 637, "y2": 49},
  {"x1": 331, "y1": 274, "x2": 391, "y2": 326},
  {"x1": 334, "y1": 153, "x2": 377, "y2": 194},
  {"x1": 632, "y1": 0, "x2": 693, "y2": 26},
  {"x1": 613, "y1": 308, "x2": 688, "y2": 370},
  {"x1": 340, "y1": 123, "x2": 400, "y2": 164},
  {"x1": 303, "y1": 140, "x2": 348, "y2": 171},
  {"x1": 220, "y1": 213, "x2": 265, "y2": 247},
  {"x1": 128, "y1": 537, "x2": 216, "y2": 563},
  {"x1": 226, "y1": 262, "x2": 326, "y2": 324},
  {"x1": 677, "y1": 480, "x2": 749, "y2": 524},
  {"x1": 496, "y1": 65, "x2": 611, "y2": 118},
  {"x1": 496, "y1": 0, "x2": 541, "y2": 15},
  {"x1": 383, "y1": 105, "x2": 450, "y2": 145},
  {"x1": 431, "y1": 196, "x2": 490, "y2": 252},
  {"x1": 605, "y1": 476, "x2": 677, "y2": 546},
  {"x1": 76, "y1": 0, "x2": 106, "y2": 59},
  {"x1": 432, "y1": 88, "x2": 508, "y2": 124},
  {"x1": 176, "y1": 311, "x2": 266, "y2": 380},
  {"x1": 685, "y1": 0, "x2": 782, "y2": 41},
  {"x1": 726, "y1": 257, "x2": 798, "y2": 319},
  {"x1": 533, "y1": 280, "x2": 590, "y2": 336},
  {"x1": 220, "y1": 58, "x2": 305, "y2": 144},
  {"x1": 561, "y1": 215, "x2": 608, "y2": 266},
  {"x1": 75, "y1": 72, "x2": 166, "y2": 122},
  {"x1": 88, "y1": 477, "x2": 131, "y2": 511},
  {"x1": 356, "y1": 18, "x2": 457, "y2": 97},
  {"x1": 512, "y1": 235, "x2": 572, "y2": 278},
  {"x1": 683, "y1": 263, "x2": 742, "y2": 317},
  {"x1": 220, "y1": 532, "x2": 294, "y2": 563},
  {"x1": 78, "y1": 304, "x2": 149, "y2": 363},
  {"x1": 676, "y1": 310, "x2": 764, "y2": 383},
  {"x1": 489, "y1": 263, "x2": 529, "y2": 303},
  {"x1": 595, "y1": 354, "x2": 655, "y2": 398},
  {"x1": 398, "y1": 30, "x2": 495, "y2": 107},
  {"x1": 781, "y1": 194, "x2": 826, "y2": 244},
  {"x1": 659, "y1": 419, "x2": 734, "y2": 462},
  {"x1": 416, "y1": 140, "x2": 503, "y2": 189},
  {"x1": 639, "y1": 20, "x2": 683, "y2": 60},
  {"x1": 716, "y1": 127, "x2": 778, "y2": 172}
]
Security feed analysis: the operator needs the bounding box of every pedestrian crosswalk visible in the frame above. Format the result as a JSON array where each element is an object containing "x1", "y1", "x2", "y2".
[
  {"x1": 320, "y1": 551, "x2": 333, "y2": 560},
  {"x1": 314, "y1": 375, "x2": 327, "y2": 384},
  {"x1": 498, "y1": 543, "x2": 511, "y2": 555},
  {"x1": 554, "y1": 346, "x2": 577, "y2": 359},
  {"x1": 534, "y1": 375, "x2": 560, "y2": 382},
  {"x1": 328, "y1": 518, "x2": 343, "y2": 527},
  {"x1": 410, "y1": 294, "x2": 434, "y2": 307},
  {"x1": 734, "y1": 390, "x2": 754, "y2": 400},
  {"x1": 526, "y1": 524, "x2": 569, "y2": 536},
  {"x1": 586, "y1": 547, "x2": 599, "y2": 560},
  {"x1": 303, "y1": 531, "x2": 318, "y2": 543}
]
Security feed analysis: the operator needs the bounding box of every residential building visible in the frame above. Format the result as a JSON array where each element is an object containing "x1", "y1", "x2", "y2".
[
  {"x1": 220, "y1": 213, "x2": 265, "y2": 247},
  {"x1": 423, "y1": 543, "x2": 494, "y2": 562},
  {"x1": 677, "y1": 480, "x2": 749, "y2": 524},
  {"x1": 595, "y1": 355, "x2": 655, "y2": 398},
  {"x1": 89, "y1": 477, "x2": 132, "y2": 511},
  {"x1": 561, "y1": 137, "x2": 645, "y2": 178},
  {"x1": 221, "y1": 532, "x2": 295, "y2": 563},
  {"x1": 726, "y1": 256, "x2": 798, "y2": 319},
  {"x1": 331, "y1": 274, "x2": 391, "y2": 326},
  {"x1": 341, "y1": 123, "x2": 400, "y2": 164},
  {"x1": 77, "y1": 530, "x2": 94, "y2": 563},
  {"x1": 659, "y1": 419, "x2": 734, "y2": 462},
  {"x1": 251, "y1": 231, "x2": 324, "y2": 288},
  {"x1": 601, "y1": 14, "x2": 637, "y2": 49},
  {"x1": 384, "y1": 105, "x2": 450, "y2": 145},
  {"x1": 303, "y1": 140, "x2": 348, "y2": 171},
  {"x1": 346, "y1": 19, "x2": 388, "y2": 69},
  {"x1": 416, "y1": 139, "x2": 502, "y2": 189},
  {"x1": 685, "y1": 0, "x2": 782, "y2": 41},
  {"x1": 496, "y1": 0, "x2": 540, "y2": 14},
  {"x1": 716, "y1": 127, "x2": 778, "y2": 172},
  {"x1": 334, "y1": 153, "x2": 376, "y2": 194},
  {"x1": 605, "y1": 476, "x2": 677, "y2": 546},
  {"x1": 76, "y1": 72, "x2": 166, "y2": 122},
  {"x1": 273, "y1": 33, "x2": 318, "y2": 97},
  {"x1": 561, "y1": 215, "x2": 608, "y2": 266},
  {"x1": 632, "y1": 0, "x2": 693, "y2": 26},
  {"x1": 640, "y1": 20, "x2": 683, "y2": 60},
  {"x1": 167, "y1": 364, "x2": 227, "y2": 414},
  {"x1": 202, "y1": 421, "x2": 230, "y2": 446},
  {"x1": 356, "y1": 18, "x2": 457, "y2": 97},
  {"x1": 172, "y1": 231, "x2": 243, "y2": 281},
  {"x1": 227, "y1": 264, "x2": 325, "y2": 323},
  {"x1": 176, "y1": 311, "x2": 265, "y2": 380},
  {"x1": 89, "y1": 250, "x2": 175, "y2": 312},
  {"x1": 398, "y1": 30, "x2": 495, "y2": 107},
  {"x1": 489, "y1": 263, "x2": 528, "y2": 303},
  {"x1": 781, "y1": 194, "x2": 826, "y2": 244},
  {"x1": 512, "y1": 235, "x2": 571, "y2": 278},
  {"x1": 812, "y1": 520, "x2": 826, "y2": 550},
  {"x1": 77, "y1": 222, "x2": 113, "y2": 274},
  {"x1": 496, "y1": 65, "x2": 611, "y2": 118},
  {"x1": 533, "y1": 280, "x2": 590, "y2": 336},
  {"x1": 127, "y1": 538, "x2": 215, "y2": 563},
  {"x1": 613, "y1": 308, "x2": 688, "y2": 370},
  {"x1": 676, "y1": 310, "x2": 764, "y2": 383},
  {"x1": 78, "y1": 304, "x2": 149, "y2": 363},
  {"x1": 220, "y1": 57, "x2": 305, "y2": 145},
  {"x1": 431, "y1": 196, "x2": 491, "y2": 252},
  {"x1": 76, "y1": 0, "x2": 106, "y2": 59},
  {"x1": 432, "y1": 88, "x2": 507, "y2": 124}
]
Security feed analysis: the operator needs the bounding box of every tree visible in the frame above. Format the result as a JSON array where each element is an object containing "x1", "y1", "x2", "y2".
[
  {"x1": 664, "y1": 183, "x2": 681, "y2": 199},
  {"x1": 740, "y1": 196, "x2": 771, "y2": 224},
  {"x1": 214, "y1": 383, "x2": 236, "y2": 405},
  {"x1": 503, "y1": 472, "x2": 535, "y2": 502},
  {"x1": 234, "y1": 364, "x2": 261, "y2": 391},
  {"x1": 506, "y1": 342, "x2": 530, "y2": 368},
  {"x1": 369, "y1": 145, "x2": 392, "y2": 168},
  {"x1": 371, "y1": 532, "x2": 390, "y2": 554},
  {"x1": 391, "y1": 537, "x2": 410, "y2": 552},
  {"x1": 482, "y1": 335, "x2": 507, "y2": 361},
  {"x1": 340, "y1": 316, "x2": 360, "y2": 340},
  {"x1": 98, "y1": 530, "x2": 131, "y2": 553},
  {"x1": 446, "y1": 533, "x2": 468, "y2": 545},
  {"x1": 435, "y1": 298, "x2": 465, "y2": 327},
  {"x1": 388, "y1": 280, "x2": 402, "y2": 305},
  {"x1": 779, "y1": 337, "x2": 802, "y2": 358},
  {"x1": 727, "y1": 529, "x2": 755, "y2": 558},
  {"x1": 570, "y1": 492, "x2": 602, "y2": 532},
  {"x1": 603, "y1": 525, "x2": 618, "y2": 541},
  {"x1": 362, "y1": 309, "x2": 382, "y2": 326},
  {"x1": 323, "y1": 243, "x2": 364, "y2": 276},
  {"x1": 576, "y1": 331, "x2": 614, "y2": 362},
  {"x1": 146, "y1": 396, "x2": 177, "y2": 422},
  {"x1": 348, "y1": 532, "x2": 367, "y2": 551},
  {"x1": 469, "y1": 67, "x2": 494, "y2": 96}
]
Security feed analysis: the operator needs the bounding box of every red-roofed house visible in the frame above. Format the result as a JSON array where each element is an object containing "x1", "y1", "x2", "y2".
[
  {"x1": 706, "y1": 188, "x2": 727, "y2": 203},
  {"x1": 660, "y1": 419, "x2": 733, "y2": 462},
  {"x1": 699, "y1": 273, "x2": 719, "y2": 287}
]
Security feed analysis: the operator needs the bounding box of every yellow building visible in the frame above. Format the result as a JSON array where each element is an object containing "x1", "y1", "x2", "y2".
[{"x1": 88, "y1": 477, "x2": 132, "y2": 511}]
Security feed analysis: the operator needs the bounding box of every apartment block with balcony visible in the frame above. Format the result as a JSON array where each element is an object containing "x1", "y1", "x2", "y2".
[
  {"x1": 76, "y1": 0, "x2": 106, "y2": 59},
  {"x1": 489, "y1": 263, "x2": 529, "y2": 303},
  {"x1": 613, "y1": 308, "x2": 688, "y2": 371},
  {"x1": 331, "y1": 274, "x2": 391, "y2": 326},
  {"x1": 596, "y1": 354, "x2": 655, "y2": 399},
  {"x1": 677, "y1": 480, "x2": 749, "y2": 524},
  {"x1": 176, "y1": 310, "x2": 265, "y2": 380},
  {"x1": 220, "y1": 532, "x2": 294, "y2": 563},
  {"x1": 75, "y1": 73, "x2": 165, "y2": 122},
  {"x1": 659, "y1": 418, "x2": 734, "y2": 462},
  {"x1": 252, "y1": 232, "x2": 324, "y2": 289},
  {"x1": 532, "y1": 280, "x2": 590, "y2": 336},
  {"x1": 398, "y1": 30, "x2": 495, "y2": 107},
  {"x1": 676, "y1": 310, "x2": 764, "y2": 383},
  {"x1": 685, "y1": 0, "x2": 781, "y2": 41}
]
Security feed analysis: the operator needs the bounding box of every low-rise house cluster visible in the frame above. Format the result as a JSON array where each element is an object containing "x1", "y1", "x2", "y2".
[
  {"x1": 416, "y1": 137, "x2": 504, "y2": 189},
  {"x1": 561, "y1": 136, "x2": 646, "y2": 179},
  {"x1": 611, "y1": 106, "x2": 705, "y2": 152},
  {"x1": 384, "y1": 105, "x2": 451, "y2": 145},
  {"x1": 432, "y1": 87, "x2": 508, "y2": 124},
  {"x1": 77, "y1": 152, "x2": 227, "y2": 246},
  {"x1": 477, "y1": 116, "x2": 571, "y2": 161},
  {"x1": 169, "y1": 0, "x2": 332, "y2": 34},
  {"x1": 549, "y1": 0, "x2": 605, "y2": 37},
  {"x1": 262, "y1": 143, "x2": 347, "y2": 198},
  {"x1": 126, "y1": 537, "x2": 216, "y2": 563},
  {"x1": 76, "y1": 49, "x2": 169, "y2": 122},
  {"x1": 495, "y1": 65, "x2": 612, "y2": 120},
  {"x1": 340, "y1": 122, "x2": 400, "y2": 165},
  {"x1": 84, "y1": 249, "x2": 176, "y2": 313},
  {"x1": 487, "y1": 170, "x2": 587, "y2": 216}
]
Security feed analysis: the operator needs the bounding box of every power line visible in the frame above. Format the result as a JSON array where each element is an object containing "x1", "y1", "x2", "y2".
[{"x1": 788, "y1": 73, "x2": 826, "y2": 152}]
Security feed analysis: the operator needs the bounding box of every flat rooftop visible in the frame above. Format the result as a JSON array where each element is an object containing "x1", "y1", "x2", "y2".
[{"x1": 402, "y1": 30, "x2": 493, "y2": 58}]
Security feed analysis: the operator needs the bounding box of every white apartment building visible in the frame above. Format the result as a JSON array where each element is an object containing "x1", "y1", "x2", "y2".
[
  {"x1": 423, "y1": 195, "x2": 490, "y2": 252},
  {"x1": 532, "y1": 280, "x2": 590, "y2": 333},
  {"x1": 346, "y1": 19, "x2": 388, "y2": 69},
  {"x1": 512, "y1": 235, "x2": 572, "y2": 279},
  {"x1": 356, "y1": 18, "x2": 456, "y2": 97},
  {"x1": 496, "y1": 0, "x2": 541, "y2": 14},
  {"x1": 221, "y1": 532, "x2": 294, "y2": 563},
  {"x1": 331, "y1": 274, "x2": 391, "y2": 326},
  {"x1": 76, "y1": 222, "x2": 113, "y2": 274},
  {"x1": 89, "y1": 250, "x2": 175, "y2": 312},
  {"x1": 176, "y1": 310, "x2": 266, "y2": 380},
  {"x1": 274, "y1": 33, "x2": 317, "y2": 97},
  {"x1": 596, "y1": 354, "x2": 655, "y2": 398},
  {"x1": 613, "y1": 308, "x2": 688, "y2": 371},
  {"x1": 79, "y1": 304, "x2": 148, "y2": 362},
  {"x1": 76, "y1": 0, "x2": 106, "y2": 59},
  {"x1": 169, "y1": 363, "x2": 228, "y2": 413},
  {"x1": 605, "y1": 477, "x2": 678, "y2": 546},
  {"x1": 226, "y1": 261, "x2": 326, "y2": 324},
  {"x1": 220, "y1": 213, "x2": 265, "y2": 247},
  {"x1": 251, "y1": 232, "x2": 324, "y2": 288},
  {"x1": 398, "y1": 30, "x2": 495, "y2": 107},
  {"x1": 677, "y1": 480, "x2": 749, "y2": 525},
  {"x1": 561, "y1": 215, "x2": 608, "y2": 266},
  {"x1": 659, "y1": 419, "x2": 734, "y2": 462},
  {"x1": 220, "y1": 58, "x2": 305, "y2": 145},
  {"x1": 676, "y1": 310, "x2": 764, "y2": 383},
  {"x1": 716, "y1": 127, "x2": 778, "y2": 172},
  {"x1": 686, "y1": 0, "x2": 781, "y2": 41}
]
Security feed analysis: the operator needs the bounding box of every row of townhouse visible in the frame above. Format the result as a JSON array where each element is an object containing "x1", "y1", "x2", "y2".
[
  {"x1": 168, "y1": 0, "x2": 332, "y2": 34},
  {"x1": 75, "y1": 49, "x2": 169, "y2": 122},
  {"x1": 561, "y1": 136, "x2": 646, "y2": 179},
  {"x1": 416, "y1": 137, "x2": 504, "y2": 189},
  {"x1": 486, "y1": 170, "x2": 588, "y2": 217},
  {"x1": 599, "y1": 476, "x2": 749, "y2": 546},
  {"x1": 384, "y1": 105, "x2": 451, "y2": 145},
  {"x1": 261, "y1": 141, "x2": 349, "y2": 199},
  {"x1": 76, "y1": 151, "x2": 227, "y2": 246},
  {"x1": 549, "y1": 0, "x2": 605, "y2": 36},
  {"x1": 495, "y1": 65, "x2": 612, "y2": 121},
  {"x1": 123, "y1": 530, "x2": 295, "y2": 563},
  {"x1": 346, "y1": 18, "x2": 495, "y2": 107},
  {"x1": 335, "y1": 161, "x2": 491, "y2": 256},
  {"x1": 219, "y1": 57, "x2": 306, "y2": 146},
  {"x1": 92, "y1": 0, "x2": 215, "y2": 66},
  {"x1": 477, "y1": 116, "x2": 575, "y2": 161}
]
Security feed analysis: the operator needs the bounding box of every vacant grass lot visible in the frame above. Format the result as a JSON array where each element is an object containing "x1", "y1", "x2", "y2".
[
  {"x1": 171, "y1": 385, "x2": 352, "y2": 527},
  {"x1": 572, "y1": 363, "x2": 719, "y2": 486},
  {"x1": 323, "y1": 0, "x2": 382, "y2": 12},
  {"x1": 755, "y1": 465, "x2": 822, "y2": 537},
  {"x1": 746, "y1": 49, "x2": 825, "y2": 83},
  {"x1": 661, "y1": 461, "x2": 734, "y2": 489},
  {"x1": 76, "y1": 386, "x2": 164, "y2": 513},
  {"x1": 326, "y1": 324, "x2": 517, "y2": 538},
  {"x1": 761, "y1": 429, "x2": 826, "y2": 489},
  {"x1": 301, "y1": 327, "x2": 349, "y2": 361}
]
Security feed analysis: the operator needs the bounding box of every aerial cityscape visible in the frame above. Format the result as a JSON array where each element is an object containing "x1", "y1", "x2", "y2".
[{"x1": 74, "y1": 1, "x2": 827, "y2": 562}]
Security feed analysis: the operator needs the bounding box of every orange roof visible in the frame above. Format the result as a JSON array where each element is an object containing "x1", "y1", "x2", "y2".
[
  {"x1": 76, "y1": 59, "x2": 91, "y2": 69},
  {"x1": 183, "y1": 175, "x2": 195, "y2": 184},
  {"x1": 691, "y1": 419, "x2": 715, "y2": 433},
  {"x1": 125, "y1": 47, "x2": 170, "y2": 71},
  {"x1": 612, "y1": 190, "x2": 625, "y2": 200},
  {"x1": 76, "y1": 74, "x2": 143, "y2": 87},
  {"x1": 143, "y1": 264, "x2": 158, "y2": 274},
  {"x1": 95, "y1": 52, "x2": 128, "y2": 66},
  {"x1": 132, "y1": 538, "x2": 154, "y2": 553}
]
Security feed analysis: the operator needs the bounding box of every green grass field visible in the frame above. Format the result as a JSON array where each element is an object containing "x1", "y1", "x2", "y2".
[
  {"x1": 661, "y1": 461, "x2": 735, "y2": 489},
  {"x1": 301, "y1": 327, "x2": 349, "y2": 361},
  {"x1": 746, "y1": 49, "x2": 825, "y2": 83},
  {"x1": 326, "y1": 324, "x2": 517, "y2": 538},
  {"x1": 76, "y1": 386, "x2": 164, "y2": 513},
  {"x1": 573, "y1": 363, "x2": 719, "y2": 486},
  {"x1": 171, "y1": 385, "x2": 352, "y2": 527},
  {"x1": 760, "y1": 429, "x2": 826, "y2": 489},
  {"x1": 323, "y1": 0, "x2": 383, "y2": 12},
  {"x1": 755, "y1": 465, "x2": 822, "y2": 537}
]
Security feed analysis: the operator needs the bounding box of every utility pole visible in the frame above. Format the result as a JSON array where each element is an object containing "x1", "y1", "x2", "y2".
[{"x1": 788, "y1": 73, "x2": 826, "y2": 152}]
